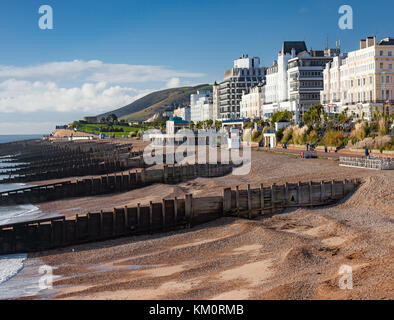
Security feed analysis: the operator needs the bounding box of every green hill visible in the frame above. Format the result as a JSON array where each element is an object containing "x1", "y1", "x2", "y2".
[{"x1": 97, "y1": 84, "x2": 212, "y2": 121}]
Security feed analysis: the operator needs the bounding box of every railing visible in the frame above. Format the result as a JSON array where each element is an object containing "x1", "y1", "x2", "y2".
[{"x1": 339, "y1": 157, "x2": 393, "y2": 170}]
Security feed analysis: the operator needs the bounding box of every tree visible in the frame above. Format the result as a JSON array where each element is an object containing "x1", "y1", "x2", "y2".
[
  {"x1": 69, "y1": 121, "x2": 79, "y2": 129},
  {"x1": 205, "y1": 119, "x2": 213, "y2": 128},
  {"x1": 257, "y1": 119, "x2": 266, "y2": 128},
  {"x1": 106, "y1": 114, "x2": 118, "y2": 123},
  {"x1": 214, "y1": 120, "x2": 222, "y2": 130},
  {"x1": 302, "y1": 104, "x2": 324, "y2": 128},
  {"x1": 269, "y1": 110, "x2": 293, "y2": 127}
]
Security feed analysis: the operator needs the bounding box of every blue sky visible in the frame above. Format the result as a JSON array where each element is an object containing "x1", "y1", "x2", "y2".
[{"x1": 0, "y1": 0, "x2": 393, "y2": 134}]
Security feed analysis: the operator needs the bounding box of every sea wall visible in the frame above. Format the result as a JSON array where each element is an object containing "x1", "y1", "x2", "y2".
[{"x1": 0, "y1": 179, "x2": 360, "y2": 255}]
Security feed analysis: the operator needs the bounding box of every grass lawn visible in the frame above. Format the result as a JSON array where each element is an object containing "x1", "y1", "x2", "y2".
[{"x1": 77, "y1": 123, "x2": 142, "y2": 137}]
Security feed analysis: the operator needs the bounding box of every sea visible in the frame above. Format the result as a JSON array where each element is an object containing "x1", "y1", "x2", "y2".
[
  {"x1": 0, "y1": 134, "x2": 43, "y2": 144},
  {"x1": 0, "y1": 134, "x2": 51, "y2": 298}
]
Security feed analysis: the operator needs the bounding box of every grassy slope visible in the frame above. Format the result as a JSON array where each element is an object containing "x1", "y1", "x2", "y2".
[
  {"x1": 77, "y1": 123, "x2": 142, "y2": 137},
  {"x1": 97, "y1": 84, "x2": 212, "y2": 121}
]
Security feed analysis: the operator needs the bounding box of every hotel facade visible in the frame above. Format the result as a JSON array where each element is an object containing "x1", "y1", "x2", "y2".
[
  {"x1": 262, "y1": 41, "x2": 338, "y2": 122},
  {"x1": 217, "y1": 55, "x2": 265, "y2": 120},
  {"x1": 321, "y1": 36, "x2": 394, "y2": 121},
  {"x1": 239, "y1": 84, "x2": 264, "y2": 119}
]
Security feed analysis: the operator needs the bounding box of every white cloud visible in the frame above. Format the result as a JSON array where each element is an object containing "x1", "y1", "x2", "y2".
[
  {"x1": 166, "y1": 77, "x2": 181, "y2": 88},
  {"x1": 0, "y1": 60, "x2": 204, "y2": 83},
  {"x1": 0, "y1": 60, "x2": 205, "y2": 117},
  {"x1": 0, "y1": 79, "x2": 153, "y2": 114}
]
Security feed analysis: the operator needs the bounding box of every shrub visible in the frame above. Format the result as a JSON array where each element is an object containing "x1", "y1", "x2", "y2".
[
  {"x1": 322, "y1": 130, "x2": 347, "y2": 147},
  {"x1": 281, "y1": 126, "x2": 293, "y2": 144},
  {"x1": 275, "y1": 128, "x2": 284, "y2": 142},
  {"x1": 292, "y1": 125, "x2": 308, "y2": 145},
  {"x1": 307, "y1": 130, "x2": 318, "y2": 144},
  {"x1": 350, "y1": 121, "x2": 368, "y2": 142},
  {"x1": 378, "y1": 117, "x2": 388, "y2": 136},
  {"x1": 251, "y1": 129, "x2": 262, "y2": 142},
  {"x1": 244, "y1": 122, "x2": 255, "y2": 129}
]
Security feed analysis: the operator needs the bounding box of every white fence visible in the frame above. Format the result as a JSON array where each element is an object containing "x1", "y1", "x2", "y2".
[{"x1": 339, "y1": 157, "x2": 393, "y2": 170}]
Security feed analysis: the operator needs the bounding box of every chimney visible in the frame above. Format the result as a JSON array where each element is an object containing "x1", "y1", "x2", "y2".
[
  {"x1": 360, "y1": 39, "x2": 366, "y2": 49},
  {"x1": 366, "y1": 36, "x2": 376, "y2": 47}
]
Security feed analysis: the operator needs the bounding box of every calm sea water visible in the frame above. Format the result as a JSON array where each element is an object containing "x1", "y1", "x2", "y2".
[{"x1": 0, "y1": 134, "x2": 43, "y2": 144}]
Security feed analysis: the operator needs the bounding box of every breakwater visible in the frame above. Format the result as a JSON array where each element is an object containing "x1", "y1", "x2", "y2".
[
  {"x1": 0, "y1": 139, "x2": 143, "y2": 182},
  {"x1": 0, "y1": 179, "x2": 360, "y2": 255},
  {"x1": 0, "y1": 163, "x2": 234, "y2": 205}
]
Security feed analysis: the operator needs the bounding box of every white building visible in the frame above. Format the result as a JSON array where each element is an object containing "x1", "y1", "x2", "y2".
[
  {"x1": 166, "y1": 117, "x2": 190, "y2": 135},
  {"x1": 217, "y1": 55, "x2": 265, "y2": 120},
  {"x1": 173, "y1": 106, "x2": 191, "y2": 122},
  {"x1": 262, "y1": 41, "x2": 338, "y2": 122},
  {"x1": 212, "y1": 82, "x2": 220, "y2": 121},
  {"x1": 287, "y1": 48, "x2": 338, "y2": 122},
  {"x1": 240, "y1": 84, "x2": 264, "y2": 119},
  {"x1": 190, "y1": 90, "x2": 214, "y2": 123},
  {"x1": 321, "y1": 36, "x2": 394, "y2": 121},
  {"x1": 162, "y1": 108, "x2": 174, "y2": 118},
  {"x1": 321, "y1": 53, "x2": 348, "y2": 116},
  {"x1": 262, "y1": 42, "x2": 306, "y2": 119}
]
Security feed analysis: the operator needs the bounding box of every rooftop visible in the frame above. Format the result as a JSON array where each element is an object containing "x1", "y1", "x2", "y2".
[
  {"x1": 168, "y1": 117, "x2": 189, "y2": 124},
  {"x1": 281, "y1": 41, "x2": 307, "y2": 55},
  {"x1": 378, "y1": 37, "x2": 394, "y2": 46}
]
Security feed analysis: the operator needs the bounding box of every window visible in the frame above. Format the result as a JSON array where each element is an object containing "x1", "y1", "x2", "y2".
[
  {"x1": 380, "y1": 50, "x2": 384, "y2": 56},
  {"x1": 382, "y1": 76, "x2": 385, "y2": 84},
  {"x1": 389, "y1": 64, "x2": 393, "y2": 70},
  {"x1": 380, "y1": 62, "x2": 384, "y2": 69},
  {"x1": 387, "y1": 76, "x2": 390, "y2": 83},
  {"x1": 389, "y1": 51, "x2": 393, "y2": 57},
  {"x1": 370, "y1": 76, "x2": 373, "y2": 84}
]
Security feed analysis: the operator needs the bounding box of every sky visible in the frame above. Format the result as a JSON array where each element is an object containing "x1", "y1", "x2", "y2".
[{"x1": 0, "y1": 0, "x2": 393, "y2": 134}]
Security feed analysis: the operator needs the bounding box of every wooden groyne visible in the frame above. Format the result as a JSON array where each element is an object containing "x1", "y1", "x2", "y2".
[
  {"x1": 0, "y1": 179, "x2": 360, "y2": 255},
  {"x1": 0, "y1": 140, "x2": 144, "y2": 182},
  {"x1": 0, "y1": 139, "x2": 131, "y2": 161},
  {"x1": 0, "y1": 163, "x2": 234, "y2": 205},
  {"x1": 1, "y1": 155, "x2": 144, "y2": 183}
]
